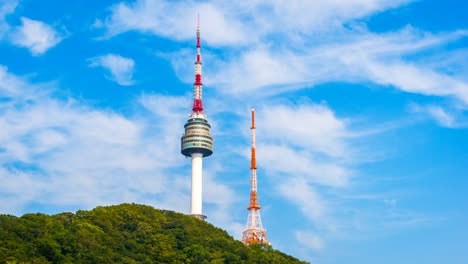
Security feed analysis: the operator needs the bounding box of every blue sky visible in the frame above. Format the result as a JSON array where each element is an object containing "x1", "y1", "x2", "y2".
[{"x1": 0, "y1": 0, "x2": 467, "y2": 263}]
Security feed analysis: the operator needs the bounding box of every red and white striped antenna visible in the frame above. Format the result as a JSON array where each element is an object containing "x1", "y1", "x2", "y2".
[{"x1": 192, "y1": 14, "x2": 203, "y2": 113}]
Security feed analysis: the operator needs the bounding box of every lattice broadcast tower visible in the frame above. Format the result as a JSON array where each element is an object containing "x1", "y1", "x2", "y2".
[{"x1": 242, "y1": 108, "x2": 269, "y2": 245}]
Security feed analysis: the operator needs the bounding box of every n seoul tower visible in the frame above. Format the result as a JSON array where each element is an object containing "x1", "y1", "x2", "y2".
[
  {"x1": 181, "y1": 19, "x2": 213, "y2": 220},
  {"x1": 242, "y1": 108, "x2": 269, "y2": 245}
]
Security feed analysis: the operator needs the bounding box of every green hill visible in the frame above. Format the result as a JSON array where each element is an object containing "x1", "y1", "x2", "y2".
[{"x1": 0, "y1": 203, "x2": 307, "y2": 264}]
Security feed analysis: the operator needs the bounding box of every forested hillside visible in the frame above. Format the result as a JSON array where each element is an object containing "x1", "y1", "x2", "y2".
[{"x1": 0, "y1": 204, "x2": 307, "y2": 263}]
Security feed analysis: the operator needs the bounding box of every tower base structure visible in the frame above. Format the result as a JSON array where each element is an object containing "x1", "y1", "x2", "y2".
[
  {"x1": 242, "y1": 209, "x2": 269, "y2": 245},
  {"x1": 191, "y1": 214, "x2": 207, "y2": 220}
]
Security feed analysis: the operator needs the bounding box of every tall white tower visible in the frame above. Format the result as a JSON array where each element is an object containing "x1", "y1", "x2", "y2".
[{"x1": 180, "y1": 21, "x2": 213, "y2": 220}]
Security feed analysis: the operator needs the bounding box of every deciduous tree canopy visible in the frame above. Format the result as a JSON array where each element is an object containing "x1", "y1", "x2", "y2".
[{"x1": 0, "y1": 203, "x2": 307, "y2": 264}]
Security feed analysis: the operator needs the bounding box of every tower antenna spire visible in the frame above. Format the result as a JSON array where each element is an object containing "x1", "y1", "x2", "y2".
[
  {"x1": 181, "y1": 18, "x2": 214, "y2": 221},
  {"x1": 242, "y1": 108, "x2": 269, "y2": 245},
  {"x1": 192, "y1": 14, "x2": 203, "y2": 112}
]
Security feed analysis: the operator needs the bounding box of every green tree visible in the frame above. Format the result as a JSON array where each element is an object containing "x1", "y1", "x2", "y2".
[{"x1": 0, "y1": 204, "x2": 308, "y2": 264}]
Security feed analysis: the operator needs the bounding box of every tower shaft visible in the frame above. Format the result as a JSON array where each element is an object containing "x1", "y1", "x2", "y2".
[
  {"x1": 191, "y1": 153, "x2": 203, "y2": 216},
  {"x1": 242, "y1": 108, "x2": 269, "y2": 245}
]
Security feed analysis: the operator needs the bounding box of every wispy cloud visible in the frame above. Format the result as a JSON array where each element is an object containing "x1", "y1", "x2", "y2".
[
  {"x1": 203, "y1": 27, "x2": 468, "y2": 102},
  {"x1": 89, "y1": 54, "x2": 136, "y2": 86},
  {"x1": 261, "y1": 145, "x2": 350, "y2": 188},
  {"x1": 0, "y1": 0, "x2": 17, "y2": 37},
  {"x1": 260, "y1": 104, "x2": 348, "y2": 158},
  {"x1": 0, "y1": 65, "x2": 33, "y2": 98},
  {"x1": 98, "y1": 0, "x2": 412, "y2": 46},
  {"x1": 279, "y1": 178, "x2": 328, "y2": 222},
  {"x1": 409, "y1": 103, "x2": 468, "y2": 128},
  {"x1": 97, "y1": 0, "x2": 247, "y2": 46},
  {"x1": 9, "y1": 17, "x2": 64, "y2": 55},
  {"x1": 295, "y1": 230, "x2": 325, "y2": 252}
]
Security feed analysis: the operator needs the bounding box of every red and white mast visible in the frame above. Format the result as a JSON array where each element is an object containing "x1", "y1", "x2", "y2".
[
  {"x1": 242, "y1": 108, "x2": 269, "y2": 245},
  {"x1": 192, "y1": 15, "x2": 203, "y2": 113}
]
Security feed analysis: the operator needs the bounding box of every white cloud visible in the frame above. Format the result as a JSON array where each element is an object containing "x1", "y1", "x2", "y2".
[
  {"x1": 0, "y1": 168, "x2": 47, "y2": 215},
  {"x1": 425, "y1": 107, "x2": 456, "y2": 128},
  {"x1": 201, "y1": 28, "x2": 468, "y2": 103},
  {"x1": 0, "y1": 0, "x2": 16, "y2": 18},
  {"x1": 259, "y1": 104, "x2": 347, "y2": 158},
  {"x1": 99, "y1": 0, "x2": 248, "y2": 46},
  {"x1": 204, "y1": 161, "x2": 244, "y2": 235},
  {"x1": 295, "y1": 230, "x2": 325, "y2": 252},
  {"x1": 426, "y1": 107, "x2": 456, "y2": 128},
  {"x1": 260, "y1": 145, "x2": 350, "y2": 188},
  {"x1": 360, "y1": 58, "x2": 468, "y2": 104},
  {"x1": 10, "y1": 17, "x2": 63, "y2": 55},
  {"x1": 321, "y1": 29, "x2": 468, "y2": 104},
  {"x1": 409, "y1": 104, "x2": 468, "y2": 128},
  {"x1": 206, "y1": 47, "x2": 310, "y2": 94},
  {"x1": 0, "y1": 65, "x2": 33, "y2": 97},
  {"x1": 100, "y1": 0, "x2": 412, "y2": 46},
  {"x1": 89, "y1": 54, "x2": 136, "y2": 86},
  {"x1": 0, "y1": 0, "x2": 17, "y2": 37},
  {"x1": 279, "y1": 178, "x2": 327, "y2": 222}
]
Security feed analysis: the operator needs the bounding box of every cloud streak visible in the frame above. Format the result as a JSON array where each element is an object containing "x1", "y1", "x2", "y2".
[
  {"x1": 98, "y1": 0, "x2": 247, "y2": 46},
  {"x1": 409, "y1": 103, "x2": 468, "y2": 128}
]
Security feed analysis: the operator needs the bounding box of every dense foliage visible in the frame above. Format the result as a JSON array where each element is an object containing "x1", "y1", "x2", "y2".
[{"x1": 0, "y1": 204, "x2": 307, "y2": 264}]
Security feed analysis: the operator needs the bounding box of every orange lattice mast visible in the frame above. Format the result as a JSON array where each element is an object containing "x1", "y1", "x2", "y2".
[{"x1": 242, "y1": 108, "x2": 269, "y2": 245}]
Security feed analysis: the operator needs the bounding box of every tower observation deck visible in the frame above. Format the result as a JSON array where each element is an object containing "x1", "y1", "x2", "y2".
[{"x1": 181, "y1": 20, "x2": 213, "y2": 220}]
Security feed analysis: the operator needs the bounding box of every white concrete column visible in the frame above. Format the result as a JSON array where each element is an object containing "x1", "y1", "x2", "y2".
[{"x1": 191, "y1": 153, "x2": 203, "y2": 215}]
